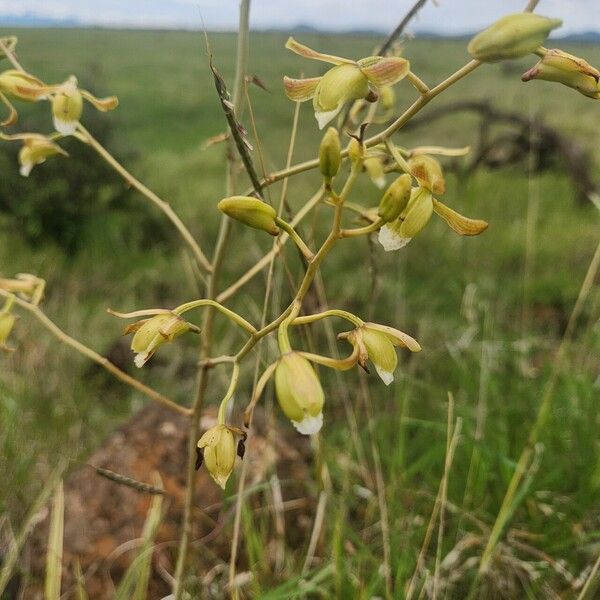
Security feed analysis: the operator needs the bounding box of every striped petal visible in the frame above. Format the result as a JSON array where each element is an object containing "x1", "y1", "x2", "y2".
[
  {"x1": 285, "y1": 37, "x2": 354, "y2": 65},
  {"x1": 358, "y1": 56, "x2": 410, "y2": 88},
  {"x1": 283, "y1": 75, "x2": 321, "y2": 102}
]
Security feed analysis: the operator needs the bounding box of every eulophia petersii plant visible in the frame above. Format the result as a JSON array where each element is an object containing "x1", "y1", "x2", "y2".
[{"x1": 0, "y1": 4, "x2": 599, "y2": 591}]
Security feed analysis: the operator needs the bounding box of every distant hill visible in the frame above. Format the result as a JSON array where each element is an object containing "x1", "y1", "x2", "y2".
[
  {"x1": 1, "y1": 13, "x2": 599, "y2": 43},
  {"x1": 0, "y1": 13, "x2": 80, "y2": 28}
]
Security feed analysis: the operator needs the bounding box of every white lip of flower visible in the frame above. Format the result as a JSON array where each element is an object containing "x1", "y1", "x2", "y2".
[
  {"x1": 283, "y1": 37, "x2": 409, "y2": 129},
  {"x1": 292, "y1": 412, "x2": 323, "y2": 435},
  {"x1": 374, "y1": 365, "x2": 394, "y2": 386},
  {"x1": 53, "y1": 117, "x2": 78, "y2": 136},
  {"x1": 378, "y1": 224, "x2": 412, "y2": 251}
]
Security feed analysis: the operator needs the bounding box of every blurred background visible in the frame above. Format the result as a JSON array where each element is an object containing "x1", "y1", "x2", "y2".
[{"x1": 1, "y1": 1, "x2": 599, "y2": 598}]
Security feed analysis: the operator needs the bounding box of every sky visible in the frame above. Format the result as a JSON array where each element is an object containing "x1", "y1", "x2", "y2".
[{"x1": 0, "y1": 0, "x2": 598, "y2": 34}]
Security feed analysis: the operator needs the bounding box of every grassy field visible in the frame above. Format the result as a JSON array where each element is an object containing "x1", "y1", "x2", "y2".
[{"x1": 1, "y1": 25, "x2": 600, "y2": 598}]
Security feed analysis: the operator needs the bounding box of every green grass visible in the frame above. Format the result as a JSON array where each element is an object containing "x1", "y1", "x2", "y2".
[{"x1": 1, "y1": 26, "x2": 599, "y2": 599}]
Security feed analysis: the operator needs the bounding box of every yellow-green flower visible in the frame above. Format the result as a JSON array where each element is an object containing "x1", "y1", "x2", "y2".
[
  {"x1": 196, "y1": 424, "x2": 246, "y2": 489},
  {"x1": 125, "y1": 312, "x2": 197, "y2": 367},
  {"x1": 339, "y1": 323, "x2": 421, "y2": 385},
  {"x1": 283, "y1": 37, "x2": 409, "y2": 129},
  {"x1": 0, "y1": 132, "x2": 68, "y2": 176},
  {"x1": 275, "y1": 352, "x2": 325, "y2": 435},
  {"x1": 51, "y1": 75, "x2": 118, "y2": 135},
  {"x1": 378, "y1": 155, "x2": 488, "y2": 251}
]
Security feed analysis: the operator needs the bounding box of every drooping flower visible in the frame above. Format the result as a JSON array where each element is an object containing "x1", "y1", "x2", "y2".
[
  {"x1": 0, "y1": 132, "x2": 68, "y2": 176},
  {"x1": 124, "y1": 312, "x2": 197, "y2": 367},
  {"x1": 521, "y1": 48, "x2": 600, "y2": 99},
  {"x1": 338, "y1": 323, "x2": 421, "y2": 385},
  {"x1": 283, "y1": 37, "x2": 409, "y2": 129},
  {"x1": 196, "y1": 424, "x2": 246, "y2": 489},
  {"x1": 275, "y1": 352, "x2": 325, "y2": 435},
  {"x1": 378, "y1": 152, "x2": 488, "y2": 251},
  {"x1": 51, "y1": 75, "x2": 118, "y2": 135}
]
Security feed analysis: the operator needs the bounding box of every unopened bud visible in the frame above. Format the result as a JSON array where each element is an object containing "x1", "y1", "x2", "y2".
[
  {"x1": 196, "y1": 424, "x2": 237, "y2": 489},
  {"x1": 347, "y1": 138, "x2": 364, "y2": 167},
  {"x1": 521, "y1": 48, "x2": 600, "y2": 99},
  {"x1": 218, "y1": 196, "x2": 280, "y2": 236},
  {"x1": 468, "y1": 13, "x2": 562, "y2": 62},
  {"x1": 319, "y1": 127, "x2": 341, "y2": 183},
  {"x1": 275, "y1": 352, "x2": 324, "y2": 435},
  {"x1": 378, "y1": 174, "x2": 412, "y2": 222}
]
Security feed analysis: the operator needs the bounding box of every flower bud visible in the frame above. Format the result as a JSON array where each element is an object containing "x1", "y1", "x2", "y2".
[
  {"x1": 347, "y1": 138, "x2": 364, "y2": 167},
  {"x1": 408, "y1": 155, "x2": 445, "y2": 196},
  {"x1": 378, "y1": 174, "x2": 412, "y2": 222},
  {"x1": 0, "y1": 69, "x2": 53, "y2": 101},
  {"x1": 196, "y1": 424, "x2": 237, "y2": 489},
  {"x1": 127, "y1": 312, "x2": 193, "y2": 367},
  {"x1": 51, "y1": 76, "x2": 83, "y2": 135},
  {"x1": 319, "y1": 127, "x2": 341, "y2": 183},
  {"x1": 275, "y1": 352, "x2": 325, "y2": 435},
  {"x1": 217, "y1": 196, "x2": 280, "y2": 236},
  {"x1": 521, "y1": 49, "x2": 600, "y2": 99},
  {"x1": 468, "y1": 13, "x2": 562, "y2": 62}
]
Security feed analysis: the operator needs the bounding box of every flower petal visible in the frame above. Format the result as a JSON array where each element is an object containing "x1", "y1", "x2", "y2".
[
  {"x1": 358, "y1": 56, "x2": 410, "y2": 88},
  {"x1": 364, "y1": 323, "x2": 422, "y2": 352},
  {"x1": 283, "y1": 75, "x2": 321, "y2": 102},
  {"x1": 433, "y1": 199, "x2": 489, "y2": 236},
  {"x1": 399, "y1": 190, "x2": 434, "y2": 238},
  {"x1": 285, "y1": 37, "x2": 353, "y2": 65},
  {"x1": 80, "y1": 90, "x2": 119, "y2": 111}
]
